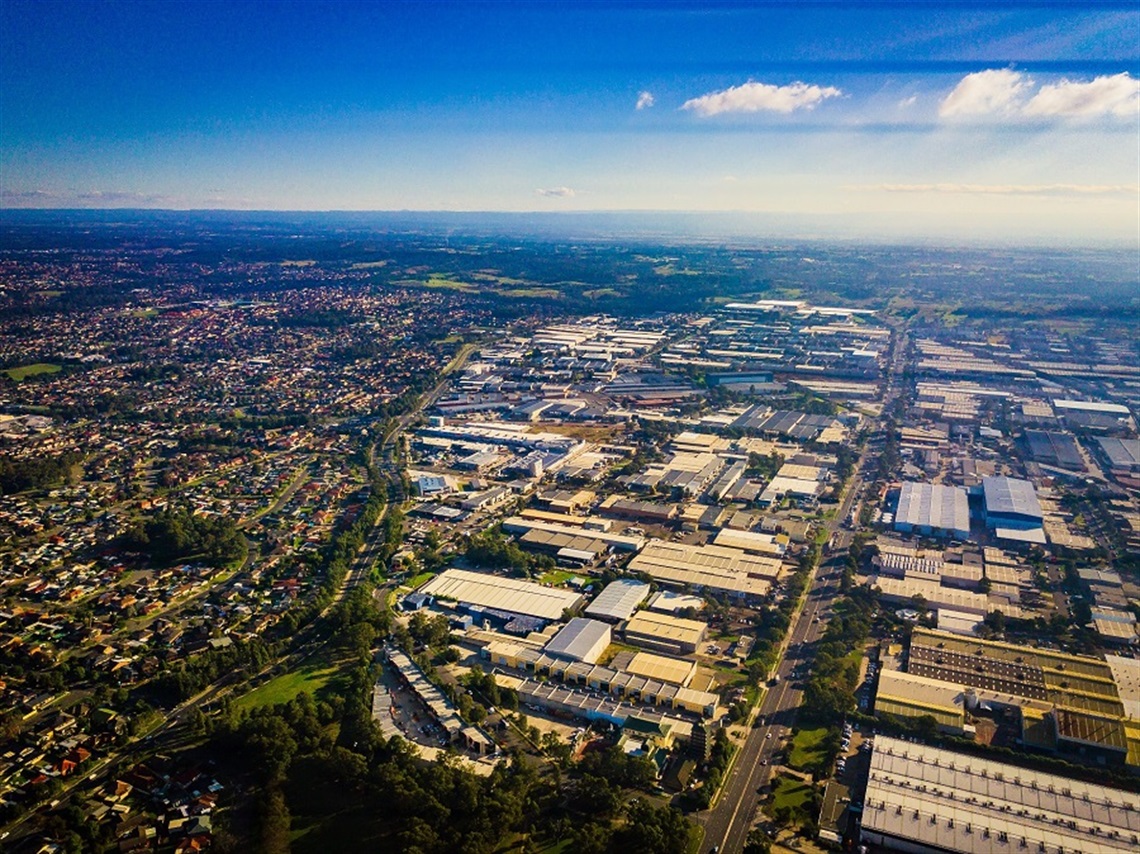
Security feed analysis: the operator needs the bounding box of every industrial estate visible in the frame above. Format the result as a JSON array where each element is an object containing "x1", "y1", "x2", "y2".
[{"x1": 0, "y1": 214, "x2": 1136, "y2": 854}]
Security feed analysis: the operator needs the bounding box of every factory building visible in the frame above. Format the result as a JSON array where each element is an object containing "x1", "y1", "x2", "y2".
[
  {"x1": 893, "y1": 481, "x2": 970, "y2": 540},
  {"x1": 543, "y1": 618, "x2": 612, "y2": 664},
  {"x1": 881, "y1": 628, "x2": 1140, "y2": 768},
  {"x1": 626, "y1": 540, "x2": 780, "y2": 600},
  {"x1": 585, "y1": 579, "x2": 651, "y2": 623},
  {"x1": 861, "y1": 735, "x2": 1140, "y2": 854},
  {"x1": 419, "y1": 568, "x2": 584, "y2": 622},
  {"x1": 981, "y1": 476, "x2": 1043, "y2": 531},
  {"x1": 623, "y1": 610, "x2": 708, "y2": 656}
]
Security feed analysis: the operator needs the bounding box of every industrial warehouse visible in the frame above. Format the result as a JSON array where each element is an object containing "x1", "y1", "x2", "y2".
[
  {"x1": 861, "y1": 735, "x2": 1140, "y2": 854},
  {"x1": 626, "y1": 540, "x2": 783, "y2": 599},
  {"x1": 893, "y1": 481, "x2": 970, "y2": 540},
  {"x1": 418, "y1": 568, "x2": 584, "y2": 622},
  {"x1": 584, "y1": 579, "x2": 651, "y2": 622},
  {"x1": 623, "y1": 610, "x2": 708, "y2": 656},
  {"x1": 874, "y1": 628, "x2": 1140, "y2": 769}
]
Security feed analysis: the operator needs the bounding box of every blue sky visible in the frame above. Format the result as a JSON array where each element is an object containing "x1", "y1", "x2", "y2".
[{"x1": 2, "y1": 1, "x2": 1138, "y2": 243}]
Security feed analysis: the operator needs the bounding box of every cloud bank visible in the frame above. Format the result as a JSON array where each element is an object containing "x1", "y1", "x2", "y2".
[
  {"x1": 940, "y1": 70, "x2": 1139, "y2": 119},
  {"x1": 682, "y1": 81, "x2": 841, "y2": 116},
  {"x1": 849, "y1": 183, "x2": 1138, "y2": 196},
  {"x1": 1025, "y1": 73, "x2": 1139, "y2": 118},
  {"x1": 535, "y1": 187, "x2": 576, "y2": 198}
]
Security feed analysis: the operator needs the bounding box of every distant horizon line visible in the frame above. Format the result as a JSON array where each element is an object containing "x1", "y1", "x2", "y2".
[{"x1": 1, "y1": 207, "x2": 1136, "y2": 251}]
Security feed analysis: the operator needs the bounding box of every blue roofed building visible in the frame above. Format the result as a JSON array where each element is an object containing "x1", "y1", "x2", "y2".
[{"x1": 981, "y1": 476, "x2": 1045, "y2": 545}]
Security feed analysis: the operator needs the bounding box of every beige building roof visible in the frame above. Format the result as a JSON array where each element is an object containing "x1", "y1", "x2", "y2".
[
  {"x1": 420, "y1": 569, "x2": 583, "y2": 621},
  {"x1": 863, "y1": 735, "x2": 1140, "y2": 854},
  {"x1": 627, "y1": 540, "x2": 779, "y2": 597},
  {"x1": 711, "y1": 527, "x2": 787, "y2": 555},
  {"x1": 625, "y1": 651, "x2": 697, "y2": 687},
  {"x1": 624, "y1": 610, "x2": 708, "y2": 648}
]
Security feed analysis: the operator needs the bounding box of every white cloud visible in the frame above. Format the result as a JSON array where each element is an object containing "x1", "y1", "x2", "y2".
[
  {"x1": 635, "y1": 91, "x2": 655, "y2": 110},
  {"x1": 897, "y1": 94, "x2": 918, "y2": 109},
  {"x1": 535, "y1": 187, "x2": 576, "y2": 198},
  {"x1": 848, "y1": 183, "x2": 1138, "y2": 196},
  {"x1": 1024, "y1": 72, "x2": 1140, "y2": 117},
  {"x1": 939, "y1": 69, "x2": 1139, "y2": 120},
  {"x1": 939, "y1": 69, "x2": 1030, "y2": 117},
  {"x1": 681, "y1": 80, "x2": 841, "y2": 116}
]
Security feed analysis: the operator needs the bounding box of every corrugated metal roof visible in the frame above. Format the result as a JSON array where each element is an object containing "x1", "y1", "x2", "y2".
[
  {"x1": 544, "y1": 617, "x2": 611, "y2": 663},
  {"x1": 983, "y1": 476, "x2": 1042, "y2": 521},
  {"x1": 895, "y1": 482, "x2": 969, "y2": 534},
  {"x1": 585, "y1": 579, "x2": 651, "y2": 621}
]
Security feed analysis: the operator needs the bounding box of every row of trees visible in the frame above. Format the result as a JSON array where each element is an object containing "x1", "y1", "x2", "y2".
[
  {"x1": 0, "y1": 450, "x2": 83, "y2": 494},
  {"x1": 801, "y1": 588, "x2": 875, "y2": 726}
]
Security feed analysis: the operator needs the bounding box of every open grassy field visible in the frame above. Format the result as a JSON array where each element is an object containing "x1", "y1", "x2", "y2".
[
  {"x1": 765, "y1": 774, "x2": 815, "y2": 816},
  {"x1": 232, "y1": 659, "x2": 346, "y2": 713},
  {"x1": 537, "y1": 569, "x2": 584, "y2": 587},
  {"x1": 405, "y1": 571, "x2": 436, "y2": 590},
  {"x1": 788, "y1": 726, "x2": 830, "y2": 771},
  {"x1": 527, "y1": 423, "x2": 623, "y2": 442},
  {"x1": 501, "y1": 287, "x2": 561, "y2": 298},
  {"x1": 5, "y1": 363, "x2": 62, "y2": 381}
]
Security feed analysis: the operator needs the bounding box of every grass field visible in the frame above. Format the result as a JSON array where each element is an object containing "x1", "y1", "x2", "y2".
[
  {"x1": 527, "y1": 423, "x2": 621, "y2": 442},
  {"x1": 423, "y1": 275, "x2": 475, "y2": 291},
  {"x1": 537, "y1": 569, "x2": 583, "y2": 587},
  {"x1": 788, "y1": 726, "x2": 830, "y2": 771},
  {"x1": 405, "y1": 571, "x2": 436, "y2": 590},
  {"x1": 765, "y1": 774, "x2": 815, "y2": 817},
  {"x1": 501, "y1": 287, "x2": 560, "y2": 298},
  {"x1": 5, "y1": 363, "x2": 61, "y2": 381},
  {"x1": 232, "y1": 660, "x2": 345, "y2": 713}
]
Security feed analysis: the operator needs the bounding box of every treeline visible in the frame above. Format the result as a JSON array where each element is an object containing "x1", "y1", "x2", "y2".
[
  {"x1": 800, "y1": 587, "x2": 875, "y2": 726},
  {"x1": 465, "y1": 527, "x2": 554, "y2": 577},
  {"x1": 274, "y1": 484, "x2": 391, "y2": 637},
  {"x1": 124, "y1": 508, "x2": 246, "y2": 567},
  {"x1": 211, "y1": 685, "x2": 551, "y2": 854},
  {"x1": 682, "y1": 729, "x2": 733, "y2": 810},
  {"x1": 0, "y1": 451, "x2": 83, "y2": 494},
  {"x1": 150, "y1": 637, "x2": 276, "y2": 705},
  {"x1": 744, "y1": 541, "x2": 820, "y2": 680}
]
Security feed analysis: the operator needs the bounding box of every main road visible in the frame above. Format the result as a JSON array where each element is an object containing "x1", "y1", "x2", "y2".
[
  {"x1": 701, "y1": 320, "x2": 907, "y2": 852},
  {"x1": 699, "y1": 461, "x2": 864, "y2": 853}
]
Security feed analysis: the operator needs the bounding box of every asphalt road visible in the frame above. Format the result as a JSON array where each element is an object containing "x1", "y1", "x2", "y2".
[
  {"x1": 700, "y1": 322, "x2": 907, "y2": 853},
  {"x1": 701, "y1": 468, "x2": 864, "y2": 853}
]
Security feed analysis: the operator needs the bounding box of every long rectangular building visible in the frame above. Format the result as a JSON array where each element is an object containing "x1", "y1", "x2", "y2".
[
  {"x1": 502, "y1": 516, "x2": 645, "y2": 552},
  {"x1": 862, "y1": 735, "x2": 1140, "y2": 854},
  {"x1": 419, "y1": 569, "x2": 584, "y2": 621},
  {"x1": 585, "y1": 579, "x2": 651, "y2": 622},
  {"x1": 906, "y1": 627, "x2": 1133, "y2": 765},
  {"x1": 627, "y1": 540, "x2": 780, "y2": 599}
]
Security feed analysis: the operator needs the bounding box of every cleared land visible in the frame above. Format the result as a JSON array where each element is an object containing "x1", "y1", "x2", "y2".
[
  {"x1": 5, "y1": 363, "x2": 62, "y2": 381},
  {"x1": 787, "y1": 726, "x2": 830, "y2": 771},
  {"x1": 232, "y1": 659, "x2": 346, "y2": 712},
  {"x1": 765, "y1": 774, "x2": 815, "y2": 817}
]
